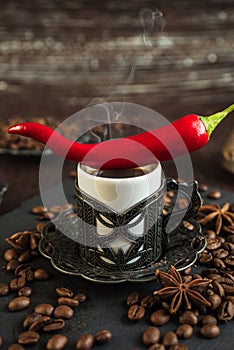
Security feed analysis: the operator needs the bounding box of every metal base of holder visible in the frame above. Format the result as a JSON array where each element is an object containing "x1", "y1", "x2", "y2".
[{"x1": 39, "y1": 209, "x2": 206, "y2": 284}]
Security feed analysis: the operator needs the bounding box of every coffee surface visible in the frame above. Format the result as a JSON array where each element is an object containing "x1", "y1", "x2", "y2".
[{"x1": 91, "y1": 167, "x2": 146, "y2": 178}]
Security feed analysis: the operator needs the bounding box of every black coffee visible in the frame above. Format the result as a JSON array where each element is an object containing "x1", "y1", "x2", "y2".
[{"x1": 91, "y1": 167, "x2": 146, "y2": 178}]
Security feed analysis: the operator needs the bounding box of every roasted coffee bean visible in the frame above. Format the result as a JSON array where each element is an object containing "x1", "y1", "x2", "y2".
[
  {"x1": 222, "y1": 284, "x2": 234, "y2": 294},
  {"x1": 225, "y1": 256, "x2": 234, "y2": 268},
  {"x1": 34, "y1": 268, "x2": 50, "y2": 280},
  {"x1": 15, "y1": 264, "x2": 33, "y2": 281},
  {"x1": 176, "y1": 324, "x2": 193, "y2": 339},
  {"x1": 10, "y1": 277, "x2": 26, "y2": 291},
  {"x1": 3, "y1": 248, "x2": 18, "y2": 261},
  {"x1": 74, "y1": 293, "x2": 87, "y2": 303},
  {"x1": 192, "y1": 308, "x2": 200, "y2": 317},
  {"x1": 31, "y1": 206, "x2": 47, "y2": 215},
  {"x1": 168, "y1": 344, "x2": 188, "y2": 350},
  {"x1": 222, "y1": 242, "x2": 234, "y2": 254},
  {"x1": 29, "y1": 315, "x2": 51, "y2": 331},
  {"x1": 128, "y1": 304, "x2": 145, "y2": 321},
  {"x1": 150, "y1": 309, "x2": 170, "y2": 326},
  {"x1": 21, "y1": 269, "x2": 34, "y2": 282},
  {"x1": 49, "y1": 205, "x2": 64, "y2": 213},
  {"x1": 8, "y1": 296, "x2": 30, "y2": 312},
  {"x1": 199, "y1": 252, "x2": 213, "y2": 264},
  {"x1": 213, "y1": 281, "x2": 225, "y2": 297},
  {"x1": 95, "y1": 329, "x2": 112, "y2": 344},
  {"x1": 43, "y1": 319, "x2": 65, "y2": 332},
  {"x1": 18, "y1": 250, "x2": 32, "y2": 263},
  {"x1": 46, "y1": 334, "x2": 68, "y2": 350},
  {"x1": 6, "y1": 259, "x2": 19, "y2": 272},
  {"x1": 8, "y1": 344, "x2": 25, "y2": 350},
  {"x1": 198, "y1": 183, "x2": 208, "y2": 192},
  {"x1": 0, "y1": 282, "x2": 9, "y2": 296},
  {"x1": 35, "y1": 222, "x2": 45, "y2": 233},
  {"x1": 35, "y1": 303, "x2": 54, "y2": 315},
  {"x1": 200, "y1": 324, "x2": 220, "y2": 339},
  {"x1": 218, "y1": 236, "x2": 226, "y2": 244},
  {"x1": 207, "y1": 190, "x2": 222, "y2": 199},
  {"x1": 226, "y1": 295, "x2": 234, "y2": 303},
  {"x1": 179, "y1": 311, "x2": 198, "y2": 326},
  {"x1": 161, "y1": 301, "x2": 171, "y2": 310},
  {"x1": 217, "y1": 301, "x2": 234, "y2": 321},
  {"x1": 183, "y1": 267, "x2": 192, "y2": 275},
  {"x1": 182, "y1": 220, "x2": 194, "y2": 230},
  {"x1": 148, "y1": 344, "x2": 166, "y2": 350},
  {"x1": 18, "y1": 331, "x2": 40, "y2": 345},
  {"x1": 54, "y1": 305, "x2": 74, "y2": 319},
  {"x1": 205, "y1": 230, "x2": 216, "y2": 240},
  {"x1": 213, "y1": 258, "x2": 226, "y2": 269},
  {"x1": 38, "y1": 211, "x2": 54, "y2": 220},
  {"x1": 141, "y1": 295, "x2": 158, "y2": 308},
  {"x1": 207, "y1": 239, "x2": 222, "y2": 250},
  {"x1": 212, "y1": 248, "x2": 229, "y2": 259},
  {"x1": 57, "y1": 297, "x2": 79, "y2": 308},
  {"x1": 18, "y1": 286, "x2": 32, "y2": 297},
  {"x1": 207, "y1": 273, "x2": 221, "y2": 281},
  {"x1": 202, "y1": 268, "x2": 219, "y2": 277},
  {"x1": 44, "y1": 243, "x2": 54, "y2": 255},
  {"x1": 162, "y1": 332, "x2": 178, "y2": 347},
  {"x1": 56, "y1": 287, "x2": 74, "y2": 298},
  {"x1": 208, "y1": 294, "x2": 222, "y2": 311},
  {"x1": 192, "y1": 273, "x2": 202, "y2": 280},
  {"x1": 23, "y1": 312, "x2": 42, "y2": 329},
  {"x1": 0, "y1": 336, "x2": 2, "y2": 346},
  {"x1": 76, "y1": 334, "x2": 94, "y2": 350},
  {"x1": 201, "y1": 315, "x2": 217, "y2": 325},
  {"x1": 142, "y1": 326, "x2": 160, "y2": 345},
  {"x1": 127, "y1": 291, "x2": 139, "y2": 306},
  {"x1": 227, "y1": 235, "x2": 234, "y2": 243}
]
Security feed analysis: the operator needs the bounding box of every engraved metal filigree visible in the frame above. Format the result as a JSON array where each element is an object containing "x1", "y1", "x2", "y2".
[{"x1": 75, "y1": 179, "x2": 165, "y2": 271}]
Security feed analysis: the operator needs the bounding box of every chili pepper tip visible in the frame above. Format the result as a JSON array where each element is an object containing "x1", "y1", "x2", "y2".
[{"x1": 8, "y1": 125, "x2": 22, "y2": 133}]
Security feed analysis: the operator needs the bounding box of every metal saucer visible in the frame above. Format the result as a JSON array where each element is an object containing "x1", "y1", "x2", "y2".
[{"x1": 39, "y1": 209, "x2": 206, "y2": 284}]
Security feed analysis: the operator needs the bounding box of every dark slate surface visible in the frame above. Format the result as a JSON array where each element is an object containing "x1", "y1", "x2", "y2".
[{"x1": 0, "y1": 178, "x2": 233, "y2": 349}]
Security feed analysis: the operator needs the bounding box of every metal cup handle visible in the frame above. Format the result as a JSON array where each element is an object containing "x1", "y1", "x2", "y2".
[{"x1": 162, "y1": 178, "x2": 202, "y2": 239}]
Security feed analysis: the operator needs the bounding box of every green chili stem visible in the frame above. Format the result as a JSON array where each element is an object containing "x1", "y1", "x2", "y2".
[{"x1": 200, "y1": 104, "x2": 234, "y2": 138}]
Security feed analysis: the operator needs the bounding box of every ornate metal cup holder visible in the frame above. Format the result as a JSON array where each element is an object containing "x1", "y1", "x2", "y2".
[{"x1": 39, "y1": 179, "x2": 206, "y2": 284}]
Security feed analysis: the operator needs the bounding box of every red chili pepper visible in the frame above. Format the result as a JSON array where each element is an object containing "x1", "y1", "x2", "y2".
[{"x1": 7, "y1": 104, "x2": 234, "y2": 169}]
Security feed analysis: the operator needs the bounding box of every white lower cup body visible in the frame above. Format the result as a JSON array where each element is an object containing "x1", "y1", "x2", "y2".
[{"x1": 77, "y1": 162, "x2": 163, "y2": 253}]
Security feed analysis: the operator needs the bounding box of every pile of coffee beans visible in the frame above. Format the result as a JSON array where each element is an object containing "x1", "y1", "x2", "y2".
[
  {"x1": 0, "y1": 204, "x2": 112, "y2": 349},
  {"x1": 10, "y1": 284, "x2": 111, "y2": 350},
  {"x1": 124, "y1": 188, "x2": 234, "y2": 349},
  {"x1": 126, "y1": 272, "x2": 232, "y2": 349}
]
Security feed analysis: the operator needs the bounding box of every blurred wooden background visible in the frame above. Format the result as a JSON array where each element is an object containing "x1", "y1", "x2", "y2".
[{"x1": 0, "y1": 0, "x2": 234, "y2": 214}]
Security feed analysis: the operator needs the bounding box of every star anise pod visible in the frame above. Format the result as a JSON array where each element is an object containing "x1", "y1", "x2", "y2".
[
  {"x1": 154, "y1": 265, "x2": 211, "y2": 314},
  {"x1": 198, "y1": 202, "x2": 234, "y2": 235},
  {"x1": 5, "y1": 230, "x2": 41, "y2": 252}
]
